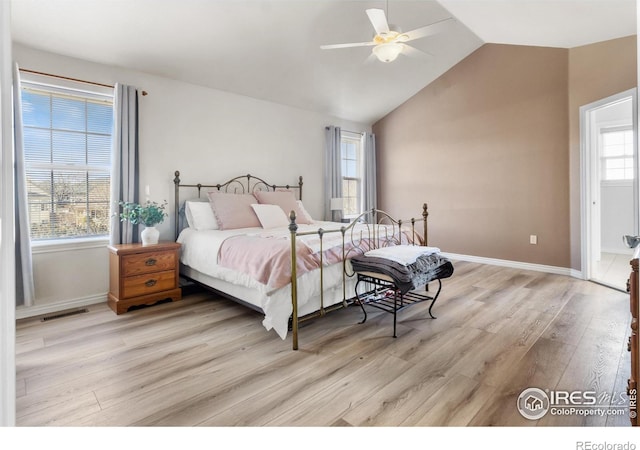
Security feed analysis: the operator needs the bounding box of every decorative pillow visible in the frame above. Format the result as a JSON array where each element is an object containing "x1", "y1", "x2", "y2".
[
  {"x1": 251, "y1": 204, "x2": 289, "y2": 229},
  {"x1": 207, "y1": 192, "x2": 261, "y2": 230},
  {"x1": 296, "y1": 200, "x2": 314, "y2": 223},
  {"x1": 185, "y1": 201, "x2": 219, "y2": 231},
  {"x1": 253, "y1": 190, "x2": 312, "y2": 224}
]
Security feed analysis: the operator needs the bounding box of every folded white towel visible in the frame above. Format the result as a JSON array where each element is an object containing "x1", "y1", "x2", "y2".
[{"x1": 364, "y1": 245, "x2": 441, "y2": 266}]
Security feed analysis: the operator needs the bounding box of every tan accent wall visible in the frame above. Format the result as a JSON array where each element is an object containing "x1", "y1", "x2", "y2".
[
  {"x1": 568, "y1": 36, "x2": 637, "y2": 270},
  {"x1": 374, "y1": 38, "x2": 636, "y2": 269},
  {"x1": 374, "y1": 44, "x2": 571, "y2": 267}
]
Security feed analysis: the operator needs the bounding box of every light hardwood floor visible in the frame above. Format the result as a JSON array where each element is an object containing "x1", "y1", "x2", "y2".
[
  {"x1": 592, "y1": 251, "x2": 634, "y2": 292},
  {"x1": 15, "y1": 260, "x2": 633, "y2": 427}
]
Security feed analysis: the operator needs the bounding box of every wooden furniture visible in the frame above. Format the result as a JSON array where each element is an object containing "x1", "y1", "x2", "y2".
[
  {"x1": 108, "y1": 242, "x2": 182, "y2": 314},
  {"x1": 629, "y1": 247, "x2": 639, "y2": 426}
]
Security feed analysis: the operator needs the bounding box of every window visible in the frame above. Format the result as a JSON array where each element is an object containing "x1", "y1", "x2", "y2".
[
  {"x1": 341, "y1": 132, "x2": 363, "y2": 218},
  {"x1": 601, "y1": 127, "x2": 634, "y2": 181},
  {"x1": 21, "y1": 81, "x2": 113, "y2": 240}
]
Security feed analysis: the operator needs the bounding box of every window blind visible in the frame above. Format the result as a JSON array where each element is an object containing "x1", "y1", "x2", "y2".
[{"x1": 21, "y1": 84, "x2": 114, "y2": 240}]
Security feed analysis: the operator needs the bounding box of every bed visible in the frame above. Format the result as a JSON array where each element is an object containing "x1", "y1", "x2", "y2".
[{"x1": 173, "y1": 171, "x2": 453, "y2": 350}]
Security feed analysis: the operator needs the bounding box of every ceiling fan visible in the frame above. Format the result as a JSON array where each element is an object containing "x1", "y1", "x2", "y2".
[{"x1": 320, "y1": 7, "x2": 454, "y2": 63}]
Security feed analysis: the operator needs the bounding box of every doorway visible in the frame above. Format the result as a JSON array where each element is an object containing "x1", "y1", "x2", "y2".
[{"x1": 581, "y1": 88, "x2": 638, "y2": 291}]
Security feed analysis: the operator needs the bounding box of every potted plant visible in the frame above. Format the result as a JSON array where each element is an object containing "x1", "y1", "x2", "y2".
[{"x1": 119, "y1": 200, "x2": 168, "y2": 246}]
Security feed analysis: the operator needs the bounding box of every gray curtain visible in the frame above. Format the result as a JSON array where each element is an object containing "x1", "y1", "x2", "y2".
[
  {"x1": 110, "y1": 84, "x2": 139, "y2": 245},
  {"x1": 324, "y1": 126, "x2": 342, "y2": 222},
  {"x1": 13, "y1": 63, "x2": 35, "y2": 307},
  {"x1": 363, "y1": 131, "x2": 377, "y2": 213}
]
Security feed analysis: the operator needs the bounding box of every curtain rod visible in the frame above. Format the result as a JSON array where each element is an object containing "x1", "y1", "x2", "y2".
[
  {"x1": 325, "y1": 126, "x2": 365, "y2": 135},
  {"x1": 19, "y1": 68, "x2": 148, "y2": 96}
]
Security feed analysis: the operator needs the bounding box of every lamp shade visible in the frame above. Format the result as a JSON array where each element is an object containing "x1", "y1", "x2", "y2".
[
  {"x1": 372, "y1": 43, "x2": 403, "y2": 63},
  {"x1": 330, "y1": 198, "x2": 344, "y2": 211}
]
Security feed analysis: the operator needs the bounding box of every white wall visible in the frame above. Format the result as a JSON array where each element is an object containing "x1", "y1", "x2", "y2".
[
  {"x1": 27, "y1": 241, "x2": 109, "y2": 314},
  {"x1": 601, "y1": 182, "x2": 634, "y2": 253},
  {"x1": 13, "y1": 44, "x2": 369, "y2": 317},
  {"x1": 1, "y1": 0, "x2": 16, "y2": 427}
]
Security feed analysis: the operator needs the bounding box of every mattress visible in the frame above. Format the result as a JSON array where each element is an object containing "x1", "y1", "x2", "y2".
[{"x1": 177, "y1": 222, "x2": 357, "y2": 339}]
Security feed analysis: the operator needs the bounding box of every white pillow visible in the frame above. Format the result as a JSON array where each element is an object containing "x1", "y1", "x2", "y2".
[
  {"x1": 251, "y1": 204, "x2": 289, "y2": 229},
  {"x1": 185, "y1": 201, "x2": 219, "y2": 230},
  {"x1": 253, "y1": 190, "x2": 312, "y2": 224}
]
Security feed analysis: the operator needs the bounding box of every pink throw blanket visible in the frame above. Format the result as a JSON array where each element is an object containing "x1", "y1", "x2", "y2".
[
  {"x1": 217, "y1": 228, "x2": 413, "y2": 291},
  {"x1": 217, "y1": 235, "x2": 345, "y2": 290}
]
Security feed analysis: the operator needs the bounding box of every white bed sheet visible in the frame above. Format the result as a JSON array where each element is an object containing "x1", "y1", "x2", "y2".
[{"x1": 177, "y1": 222, "x2": 354, "y2": 339}]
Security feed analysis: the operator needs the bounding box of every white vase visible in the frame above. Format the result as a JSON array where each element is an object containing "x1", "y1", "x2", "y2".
[{"x1": 141, "y1": 226, "x2": 159, "y2": 246}]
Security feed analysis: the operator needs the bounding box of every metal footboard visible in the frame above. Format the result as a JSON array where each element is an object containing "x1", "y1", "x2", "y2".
[{"x1": 288, "y1": 205, "x2": 429, "y2": 350}]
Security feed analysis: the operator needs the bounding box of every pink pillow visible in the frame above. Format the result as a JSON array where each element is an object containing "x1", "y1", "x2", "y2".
[
  {"x1": 254, "y1": 190, "x2": 312, "y2": 224},
  {"x1": 207, "y1": 192, "x2": 261, "y2": 230}
]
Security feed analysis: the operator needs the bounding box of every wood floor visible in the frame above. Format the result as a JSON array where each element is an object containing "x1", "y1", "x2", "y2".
[
  {"x1": 15, "y1": 260, "x2": 633, "y2": 427},
  {"x1": 592, "y1": 251, "x2": 634, "y2": 292}
]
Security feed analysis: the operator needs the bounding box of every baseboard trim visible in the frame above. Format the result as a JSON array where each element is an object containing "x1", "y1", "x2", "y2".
[
  {"x1": 16, "y1": 293, "x2": 107, "y2": 320},
  {"x1": 600, "y1": 247, "x2": 633, "y2": 256},
  {"x1": 441, "y1": 252, "x2": 584, "y2": 279}
]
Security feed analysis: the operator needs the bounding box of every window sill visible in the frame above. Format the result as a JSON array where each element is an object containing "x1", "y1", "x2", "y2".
[{"x1": 31, "y1": 236, "x2": 110, "y2": 254}]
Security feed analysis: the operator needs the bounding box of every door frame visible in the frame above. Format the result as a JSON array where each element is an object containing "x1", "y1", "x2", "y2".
[{"x1": 580, "y1": 87, "x2": 638, "y2": 282}]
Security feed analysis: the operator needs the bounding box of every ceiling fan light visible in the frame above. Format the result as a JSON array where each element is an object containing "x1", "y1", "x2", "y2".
[{"x1": 372, "y1": 43, "x2": 403, "y2": 62}]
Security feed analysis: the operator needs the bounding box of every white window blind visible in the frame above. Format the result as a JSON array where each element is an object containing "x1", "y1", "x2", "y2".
[
  {"x1": 21, "y1": 82, "x2": 114, "y2": 240},
  {"x1": 341, "y1": 132, "x2": 363, "y2": 218}
]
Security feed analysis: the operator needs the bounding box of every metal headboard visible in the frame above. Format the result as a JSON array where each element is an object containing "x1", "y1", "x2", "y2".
[{"x1": 173, "y1": 170, "x2": 304, "y2": 239}]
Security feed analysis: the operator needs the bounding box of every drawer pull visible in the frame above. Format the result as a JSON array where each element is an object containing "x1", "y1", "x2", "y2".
[
  {"x1": 145, "y1": 258, "x2": 157, "y2": 266},
  {"x1": 145, "y1": 279, "x2": 157, "y2": 287}
]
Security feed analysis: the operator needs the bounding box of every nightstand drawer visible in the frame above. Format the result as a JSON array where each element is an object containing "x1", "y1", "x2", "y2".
[
  {"x1": 122, "y1": 251, "x2": 176, "y2": 277},
  {"x1": 122, "y1": 270, "x2": 177, "y2": 299}
]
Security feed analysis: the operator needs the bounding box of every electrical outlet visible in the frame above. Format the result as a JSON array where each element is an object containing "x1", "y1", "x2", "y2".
[{"x1": 530, "y1": 235, "x2": 537, "y2": 245}]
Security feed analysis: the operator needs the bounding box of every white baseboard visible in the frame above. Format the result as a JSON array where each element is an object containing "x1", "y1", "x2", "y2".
[
  {"x1": 16, "y1": 293, "x2": 107, "y2": 320},
  {"x1": 601, "y1": 246, "x2": 633, "y2": 256},
  {"x1": 441, "y1": 252, "x2": 585, "y2": 280}
]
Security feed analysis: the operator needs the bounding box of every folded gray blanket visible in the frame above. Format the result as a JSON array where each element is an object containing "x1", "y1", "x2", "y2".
[{"x1": 350, "y1": 252, "x2": 454, "y2": 294}]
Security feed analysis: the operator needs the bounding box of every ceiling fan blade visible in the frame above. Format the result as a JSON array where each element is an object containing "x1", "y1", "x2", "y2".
[
  {"x1": 320, "y1": 41, "x2": 375, "y2": 50},
  {"x1": 401, "y1": 18, "x2": 455, "y2": 42},
  {"x1": 366, "y1": 8, "x2": 390, "y2": 35},
  {"x1": 400, "y1": 44, "x2": 433, "y2": 60}
]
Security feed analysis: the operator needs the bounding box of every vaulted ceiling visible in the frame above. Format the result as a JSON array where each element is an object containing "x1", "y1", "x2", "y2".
[{"x1": 10, "y1": 0, "x2": 637, "y2": 125}]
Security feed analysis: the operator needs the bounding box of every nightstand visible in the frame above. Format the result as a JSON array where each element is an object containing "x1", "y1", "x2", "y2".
[{"x1": 107, "y1": 241, "x2": 182, "y2": 314}]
